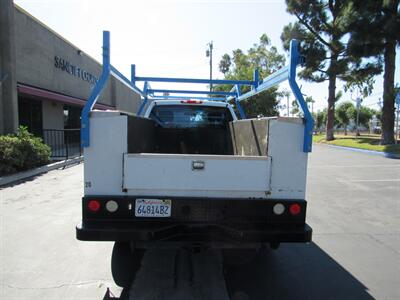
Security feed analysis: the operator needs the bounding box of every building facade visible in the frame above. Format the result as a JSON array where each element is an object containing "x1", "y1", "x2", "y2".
[{"x1": 0, "y1": 1, "x2": 141, "y2": 137}]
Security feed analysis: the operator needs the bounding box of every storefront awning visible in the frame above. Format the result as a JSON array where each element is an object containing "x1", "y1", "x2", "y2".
[{"x1": 17, "y1": 84, "x2": 115, "y2": 110}]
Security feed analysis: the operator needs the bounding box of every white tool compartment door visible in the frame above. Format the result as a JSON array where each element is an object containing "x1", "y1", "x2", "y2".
[{"x1": 123, "y1": 154, "x2": 270, "y2": 193}]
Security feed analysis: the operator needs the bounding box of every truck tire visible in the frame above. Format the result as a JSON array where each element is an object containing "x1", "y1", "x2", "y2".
[
  {"x1": 111, "y1": 242, "x2": 145, "y2": 288},
  {"x1": 270, "y1": 242, "x2": 280, "y2": 250}
]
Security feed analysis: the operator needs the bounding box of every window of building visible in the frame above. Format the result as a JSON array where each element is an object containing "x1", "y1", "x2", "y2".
[
  {"x1": 18, "y1": 96, "x2": 43, "y2": 136},
  {"x1": 63, "y1": 105, "x2": 81, "y2": 129}
]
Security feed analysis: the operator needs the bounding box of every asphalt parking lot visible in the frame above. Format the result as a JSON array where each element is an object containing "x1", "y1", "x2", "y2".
[
  {"x1": 225, "y1": 145, "x2": 400, "y2": 300},
  {"x1": 1, "y1": 145, "x2": 399, "y2": 299}
]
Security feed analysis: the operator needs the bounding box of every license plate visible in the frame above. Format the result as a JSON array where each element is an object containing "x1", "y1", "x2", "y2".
[{"x1": 135, "y1": 199, "x2": 171, "y2": 217}]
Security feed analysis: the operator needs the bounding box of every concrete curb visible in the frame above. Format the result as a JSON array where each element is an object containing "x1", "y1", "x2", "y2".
[
  {"x1": 322, "y1": 144, "x2": 400, "y2": 159},
  {"x1": 0, "y1": 156, "x2": 83, "y2": 187}
]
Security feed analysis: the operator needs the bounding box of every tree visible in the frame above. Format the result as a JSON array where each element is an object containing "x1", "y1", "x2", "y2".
[
  {"x1": 291, "y1": 95, "x2": 314, "y2": 117},
  {"x1": 314, "y1": 109, "x2": 327, "y2": 132},
  {"x1": 347, "y1": 105, "x2": 375, "y2": 130},
  {"x1": 281, "y1": 89, "x2": 291, "y2": 116},
  {"x1": 291, "y1": 99, "x2": 300, "y2": 117},
  {"x1": 281, "y1": 0, "x2": 380, "y2": 141},
  {"x1": 346, "y1": 1, "x2": 399, "y2": 144},
  {"x1": 215, "y1": 34, "x2": 286, "y2": 118},
  {"x1": 359, "y1": 107, "x2": 375, "y2": 129},
  {"x1": 219, "y1": 54, "x2": 231, "y2": 75},
  {"x1": 374, "y1": 109, "x2": 383, "y2": 123},
  {"x1": 335, "y1": 101, "x2": 354, "y2": 135}
]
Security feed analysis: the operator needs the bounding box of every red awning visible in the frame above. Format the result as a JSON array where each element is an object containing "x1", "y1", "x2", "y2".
[{"x1": 17, "y1": 84, "x2": 115, "y2": 110}]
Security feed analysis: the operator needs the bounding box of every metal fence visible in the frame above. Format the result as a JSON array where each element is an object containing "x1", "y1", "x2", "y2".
[{"x1": 42, "y1": 129, "x2": 81, "y2": 159}]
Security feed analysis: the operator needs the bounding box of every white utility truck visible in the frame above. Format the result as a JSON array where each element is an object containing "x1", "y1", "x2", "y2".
[{"x1": 76, "y1": 31, "x2": 313, "y2": 287}]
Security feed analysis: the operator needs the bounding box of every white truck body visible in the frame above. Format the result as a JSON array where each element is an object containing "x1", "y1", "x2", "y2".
[
  {"x1": 84, "y1": 102, "x2": 307, "y2": 200},
  {"x1": 76, "y1": 34, "x2": 313, "y2": 288}
]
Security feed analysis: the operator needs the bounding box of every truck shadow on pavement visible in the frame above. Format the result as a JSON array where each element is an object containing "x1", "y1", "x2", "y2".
[
  {"x1": 101, "y1": 242, "x2": 374, "y2": 300},
  {"x1": 224, "y1": 242, "x2": 374, "y2": 300},
  {"x1": 102, "y1": 288, "x2": 129, "y2": 300}
]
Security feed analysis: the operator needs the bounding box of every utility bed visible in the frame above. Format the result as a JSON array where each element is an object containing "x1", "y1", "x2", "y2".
[
  {"x1": 83, "y1": 110, "x2": 307, "y2": 200},
  {"x1": 78, "y1": 104, "x2": 311, "y2": 245}
]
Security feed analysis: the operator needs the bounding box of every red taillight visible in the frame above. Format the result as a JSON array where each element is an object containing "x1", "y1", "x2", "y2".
[
  {"x1": 88, "y1": 200, "x2": 100, "y2": 212},
  {"x1": 289, "y1": 203, "x2": 301, "y2": 215},
  {"x1": 180, "y1": 100, "x2": 203, "y2": 104}
]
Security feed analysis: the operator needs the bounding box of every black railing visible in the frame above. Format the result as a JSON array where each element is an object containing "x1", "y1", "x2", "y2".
[{"x1": 42, "y1": 129, "x2": 82, "y2": 159}]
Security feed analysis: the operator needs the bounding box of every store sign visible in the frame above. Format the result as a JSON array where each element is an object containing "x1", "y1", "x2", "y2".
[{"x1": 54, "y1": 56, "x2": 98, "y2": 85}]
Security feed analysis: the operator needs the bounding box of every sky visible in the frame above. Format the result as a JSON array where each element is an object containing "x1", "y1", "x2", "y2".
[{"x1": 14, "y1": 0, "x2": 400, "y2": 114}]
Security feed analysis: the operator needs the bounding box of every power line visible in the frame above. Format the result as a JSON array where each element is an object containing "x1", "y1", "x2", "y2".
[
  {"x1": 364, "y1": 101, "x2": 380, "y2": 107},
  {"x1": 363, "y1": 91, "x2": 383, "y2": 98}
]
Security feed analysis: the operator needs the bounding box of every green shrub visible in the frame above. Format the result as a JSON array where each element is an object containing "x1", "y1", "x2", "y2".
[{"x1": 0, "y1": 126, "x2": 51, "y2": 176}]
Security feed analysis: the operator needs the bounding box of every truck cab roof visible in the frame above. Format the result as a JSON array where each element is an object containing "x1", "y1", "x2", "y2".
[{"x1": 143, "y1": 99, "x2": 238, "y2": 120}]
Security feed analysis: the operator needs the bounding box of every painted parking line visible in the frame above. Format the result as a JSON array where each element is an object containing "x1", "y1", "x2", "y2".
[
  {"x1": 342, "y1": 179, "x2": 400, "y2": 183},
  {"x1": 311, "y1": 164, "x2": 400, "y2": 168},
  {"x1": 323, "y1": 144, "x2": 400, "y2": 159}
]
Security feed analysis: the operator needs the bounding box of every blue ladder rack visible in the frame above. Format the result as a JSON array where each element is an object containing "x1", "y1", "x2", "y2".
[{"x1": 81, "y1": 31, "x2": 313, "y2": 153}]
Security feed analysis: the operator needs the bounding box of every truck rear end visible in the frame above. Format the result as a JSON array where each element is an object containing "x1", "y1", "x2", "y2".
[
  {"x1": 76, "y1": 31, "x2": 313, "y2": 287},
  {"x1": 77, "y1": 100, "x2": 311, "y2": 247}
]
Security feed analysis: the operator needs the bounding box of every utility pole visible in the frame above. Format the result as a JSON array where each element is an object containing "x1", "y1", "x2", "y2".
[{"x1": 206, "y1": 41, "x2": 213, "y2": 92}]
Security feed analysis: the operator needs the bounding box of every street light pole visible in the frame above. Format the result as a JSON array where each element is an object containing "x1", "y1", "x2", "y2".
[
  {"x1": 355, "y1": 97, "x2": 362, "y2": 136},
  {"x1": 311, "y1": 99, "x2": 314, "y2": 115},
  {"x1": 287, "y1": 94, "x2": 290, "y2": 117},
  {"x1": 396, "y1": 106, "x2": 399, "y2": 144}
]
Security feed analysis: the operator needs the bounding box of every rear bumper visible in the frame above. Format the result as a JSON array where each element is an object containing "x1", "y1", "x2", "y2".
[{"x1": 76, "y1": 221, "x2": 312, "y2": 244}]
